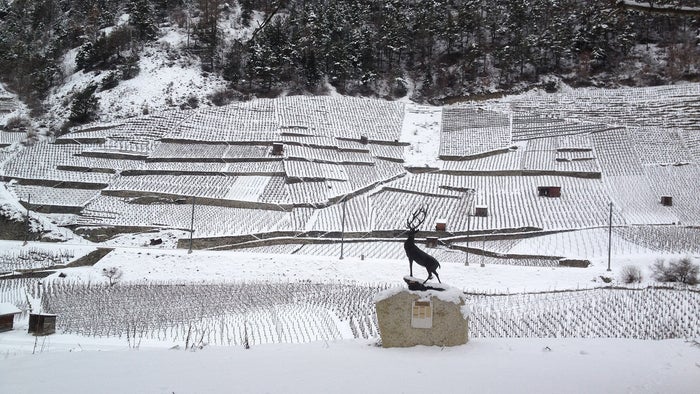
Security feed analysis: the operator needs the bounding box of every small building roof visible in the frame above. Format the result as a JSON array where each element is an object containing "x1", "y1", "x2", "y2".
[{"x1": 0, "y1": 303, "x2": 21, "y2": 315}]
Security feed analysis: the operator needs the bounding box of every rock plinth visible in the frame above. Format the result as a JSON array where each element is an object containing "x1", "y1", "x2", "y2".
[{"x1": 374, "y1": 278, "x2": 469, "y2": 348}]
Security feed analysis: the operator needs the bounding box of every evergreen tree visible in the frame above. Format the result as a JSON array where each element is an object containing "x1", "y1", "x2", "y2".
[
  {"x1": 128, "y1": 0, "x2": 158, "y2": 41},
  {"x1": 69, "y1": 84, "x2": 100, "y2": 124}
]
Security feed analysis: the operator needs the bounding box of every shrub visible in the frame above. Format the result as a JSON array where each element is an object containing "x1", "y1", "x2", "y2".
[
  {"x1": 100, "y1": 71, "x2": 121, "y2": 91},
  {"x1": 651, "y1": 256, "x2": 699, "y2": 285},
  {"x1": 621, "y1": 265, "x2": 643, "y2": 284},
  {"x1": 4, "y1": 115, "x2": 31, "y2": 132},
  {"x1": 102, "y1": 267, "x2": 123, "y2": 286}
]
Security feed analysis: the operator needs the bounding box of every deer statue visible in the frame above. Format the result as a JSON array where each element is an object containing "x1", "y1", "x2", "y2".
[{"x1": 404, "y1": 206, "x2": 441, "y2": 284}]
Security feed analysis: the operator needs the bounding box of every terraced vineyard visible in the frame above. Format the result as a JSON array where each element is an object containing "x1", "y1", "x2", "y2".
[
  {"x1": 1, "y1": 85, "x2": 700, "y2": 348},
  {"x1": 1, "y1": 86, "x2": 699, "y2": 264}
]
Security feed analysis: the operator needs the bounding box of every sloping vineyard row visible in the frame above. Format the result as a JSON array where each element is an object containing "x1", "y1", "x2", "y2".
[
  {"x1": 643, "y1": 164, "x2": 700, "y2": 226},
  {"x1": 629, "y1": 127, "x2": 694, "y2": 165},
  {"x1": 442, "y1": 147, "x2": 524, "y2": 173},
  {"x1": 511, "y1": 118, "x2": 606, "y2": 141},
  {"x1": 57, "y1": 156, "x2": 143, "y2": 172},
  {"x1": 1, "y1": 141, "x2": 113, "y2": 184},
  {"x1": 0, "y1": 132, "x2": 24, "y2": 146},
  {"x1": 284, "y1": 160, "x2": 349, "y2": 181},
  {"x1": 5, "y1": 281, "x2": 695, "y2": 344},
  {"x1": 79, "y1": 195, "x2": 293, "y2": 236},
  {"x1": 369, "y1": 190, "x2": 467, "y2": 231},
  {"x1": 0, "y1": 278, "x2": 33, "y2": 313},
  {"x1": 439, "y1": 107, "x2": 511, "y2": 159},
  {"x1": 469, "y1": 288, "x2": 700, "y2": 339},
  {"x1": 503, "y1": 228, "x2": 654, "y2": 259},
  {"x1": 613, "y1": 226, "x2": 700, "y2": 255},
  {"x1": 8, "y1": 184, "x2": 99, "y2": 209},
  {"x1": 224, "y1": 176, "x2": 273, "y2": 202},
  {"x1": 37, "y1": 281, "x2": 384, "y2": 344},
  {"x1": 285, "y1": 145, "x2": 374, "y2": 164},
  {"x1": 0, "y1": 247, "x2": 77, "y2": 273},
  {"x1": 503, "y1": 83, "x2": 700, "y2": 132},
  {"x1": 440, "y1": 125, "x2": 511, "y2": 158},
  {"x1": 305, "y1": 195, "x2": 371, "y2": 232},
  {"x1": 105, "y1": 174, "x2": 239, "y2": 200},
  {"x1": 438, "y1": 174, "x2": 623, "y2": 231},
  {"x1": 591, "y1": 128, "x2": 644, "y2": 176},
  {"x1": 602, "y1": 175, "x2": 679, "y2": 225},
  {"x1": 149, "y1": 142, "x2": 228, "y2": 160}
]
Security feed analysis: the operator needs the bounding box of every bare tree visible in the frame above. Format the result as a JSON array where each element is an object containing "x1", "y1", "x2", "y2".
[{"x1": 102, "y1": 267, "x2": 123, "y2": 286}]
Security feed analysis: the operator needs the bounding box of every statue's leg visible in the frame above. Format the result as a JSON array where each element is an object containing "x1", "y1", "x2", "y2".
[
  {"x1": 433, "y1": 270, "x2": 441, "y2": 283},
  {"x1": 408, "y1": 259, "x2": 413, "y2": 277},
  {"x1": 423, "y1": 269, "x2": 433, "y2": 284}
]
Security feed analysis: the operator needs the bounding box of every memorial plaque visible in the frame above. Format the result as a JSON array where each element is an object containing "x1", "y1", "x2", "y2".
[{"x1": 411, "y1": 301, "x2": 433, "y2": 329}]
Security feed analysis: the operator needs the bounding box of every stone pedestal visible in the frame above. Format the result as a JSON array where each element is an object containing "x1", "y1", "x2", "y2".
[{"x1": 374, "y1": 278, "x2": 469, "y2": 348}]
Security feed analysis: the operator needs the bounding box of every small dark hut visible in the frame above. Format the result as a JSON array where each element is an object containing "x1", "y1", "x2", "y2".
[
  {"x1": 474, "y1": 205, "x2": 488, "y2": 217},
  {"x1": 435, "y1": 219, "x2": 447, "y2": 232},
  {"x1": 537, "y1": 186, "x2": 561, "y2": 198},
  {"x1": 0, "y1": 303, "x2": 21, "y2": 333},
  {"x1": 28, "y1": 313, "x2": 57, "y2": 336},
  {"x1": 661, "y1": 196, "x2": 673, "y2": 206},
  {"x1": 271, "y1": 142, "x2": 284, "y2": 155}
]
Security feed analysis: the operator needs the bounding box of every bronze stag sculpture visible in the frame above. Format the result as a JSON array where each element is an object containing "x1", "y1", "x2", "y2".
[{"x1": 403, "y1": 206, "x2": 441, "y2": 284}]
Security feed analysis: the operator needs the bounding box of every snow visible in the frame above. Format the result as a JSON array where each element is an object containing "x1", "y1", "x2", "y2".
[
  {"x1": 16, "y1": 243, "x2": 651, "y2": 293},
  {"x1": 401, "y1": 103, "x2": 442, "y2": 169},
  {"x1": 0, "y1": 302, "x2": 21, "y2": 315},
  {"x1": 46, "y1": 28, "x2": 228, "y2": 126},
  {"x1": 374, "y1": 278, "x2": 466, "y2": 306},
  {"x1": 0, "y1": 334, "x2": 697, "y2": 394}
]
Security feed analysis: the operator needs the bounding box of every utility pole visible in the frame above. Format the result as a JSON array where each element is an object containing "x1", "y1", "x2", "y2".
[
  {"x1": 481, "y1": 235, "x2": 486, "y2": 267},
  {"x1": 607, "y1": 202, "x2": 613, "y2": 271},
  {"x1": 188, "y1": 196, "x2": 195, "y2": 254},
  {"x1": 465, "y1": 206, "x2": 471, "y2": 266},
  {"x1": 23, "y1": 194, "x2": 31, "y2": 246},
  {"x1": 340, "y1": 196, "x2": 347, "y2": 260}
]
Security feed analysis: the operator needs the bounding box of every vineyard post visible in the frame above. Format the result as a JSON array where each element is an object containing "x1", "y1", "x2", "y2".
[
  {"x1": 607, "y1": 202, "x2": 613, "y2": 272},
  {"x1": 188, "y1": 196, "x2": 195, "y2": 254}
]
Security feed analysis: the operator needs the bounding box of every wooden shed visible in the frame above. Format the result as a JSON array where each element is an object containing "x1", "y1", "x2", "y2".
[
  {"x1": 661, "y1": 196, "x2": 673, "y2": 206},
  {"x1": 537, "y1": 186, "x2": 561, "y2": 198},
  {"x1": 435, "y1": 219, "x2": 447, "y2": 232},
  {"x1": 0, "y1": 303, "x2": 21, "y2": 333},
  {"x1": 28, "y1": 313, "x2": 57, "y2": 336},
  {"x1": 474, "y1": 205, "x2": 488, "y2": 217},
  {"x1": 271, "y1": 142, "x2": 284, "y2": 156}
]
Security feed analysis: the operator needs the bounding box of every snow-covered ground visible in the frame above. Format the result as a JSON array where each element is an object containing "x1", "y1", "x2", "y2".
[
  {"x1": 1, "y1": 239, "x2": 698, "y2": 393},
  {"x1": 1, "y1": 333, "x2": 698, "y2": 394},
  {"x1": 0, "y1": 238, "x2": 684, "y2": 292}
]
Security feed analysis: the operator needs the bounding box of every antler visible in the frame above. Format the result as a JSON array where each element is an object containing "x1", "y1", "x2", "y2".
[{"x1": 406, "y1": 205, "x2": 428, "y2": 231}]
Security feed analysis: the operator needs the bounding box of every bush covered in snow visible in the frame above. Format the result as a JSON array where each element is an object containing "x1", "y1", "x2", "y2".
[
  {"x1": 621, "y1": 265, "x2": 643, "y2": 284},
  {"x1": 651, "y1": 256, "x2": 699, "y2": 285}
]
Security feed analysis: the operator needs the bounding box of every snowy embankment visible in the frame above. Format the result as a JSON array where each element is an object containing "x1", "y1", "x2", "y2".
[
  {"x1": 0, "y1": 335, "x2": 698, "y2": 394},
  {"x1": 18, "y1": 242, "x2": 675, "y2": 292}
]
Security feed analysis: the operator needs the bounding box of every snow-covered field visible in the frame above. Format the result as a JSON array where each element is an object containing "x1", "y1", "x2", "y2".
[
  {"x1": 1, "y1": 239, "x2": 699, "y2": 393},
  {"x1": 2, "y1": 335, "x2": 698, "y2": 394}
]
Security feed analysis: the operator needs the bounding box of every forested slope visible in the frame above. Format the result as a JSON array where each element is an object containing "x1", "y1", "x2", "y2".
[{"x1": 0, "y1": 0, "x2": 698, "y2": 130}]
